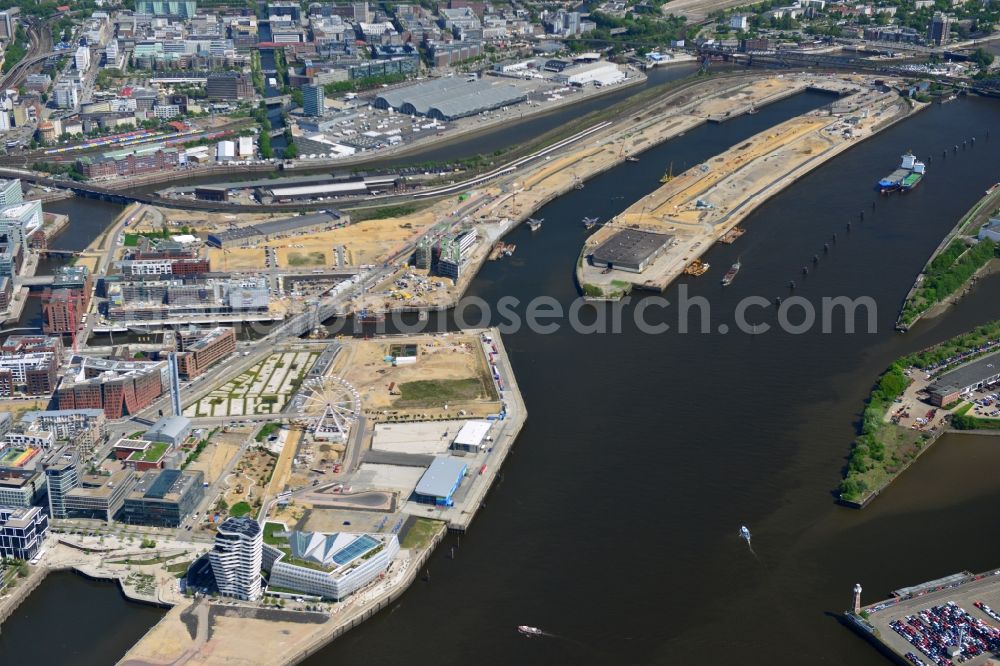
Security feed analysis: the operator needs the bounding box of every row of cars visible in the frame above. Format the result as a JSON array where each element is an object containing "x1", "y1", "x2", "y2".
[
  {"x1": 967, "y1": 390, "x2": 1000, "y2": 417},
  {"x1": 890, "y1": 601, "x2": 1000, "y2": 666}
]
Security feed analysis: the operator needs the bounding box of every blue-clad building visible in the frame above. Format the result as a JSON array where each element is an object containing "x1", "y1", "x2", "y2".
[{"x1": 413, "y1": 456, "x2": 467, "y2": 506}]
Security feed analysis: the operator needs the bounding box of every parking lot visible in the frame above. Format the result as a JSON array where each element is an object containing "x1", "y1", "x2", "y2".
[
  {"x1": 372, "y1": 420, "x2": 468, "y2": 455},
  {"x1": 864, "y1": 571, "x2": 1000, "y2": 666}
]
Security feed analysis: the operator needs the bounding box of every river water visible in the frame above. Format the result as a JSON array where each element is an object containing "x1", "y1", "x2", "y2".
[{"x1": 2, "y1": 90, "x2": 1000, "y2": 665}]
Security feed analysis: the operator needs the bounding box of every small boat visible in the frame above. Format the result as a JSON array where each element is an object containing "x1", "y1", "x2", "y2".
[
  {"x1": 573, "y1": 177, "x2": 584, "y2": 190},
  {"x1": 518, "y1": 626, "x2": 544, "y2": 637},
  {"x1": 684, "y1": 259, "x2": 709, "y2": 276},
  {"x1": 527, "y1": 218, "x2": 543, "y2": 231},
  {"x1": 717, "y1": 227, "x2": 746, "y2": 244},
  {"x1": 747, "y1": 103, "x2": 759, "y2": 115},
  {"x1": 721, "y1": 260, "x2": 741, "y2": 286},
  {"x1": 625, "y1": 156, "x2": 639, "y2": 162},
  {"x1": 582, "y1": 216, "x2": 599, "y2": 229}
]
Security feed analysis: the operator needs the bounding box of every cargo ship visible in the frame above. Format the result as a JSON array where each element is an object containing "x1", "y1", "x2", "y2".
[
  {"x1": 877, "y1": 152, "x2": 925, "y2": 192},
  {"x1": 721, "y1": 260, "x2": 741, "y2": 286}
]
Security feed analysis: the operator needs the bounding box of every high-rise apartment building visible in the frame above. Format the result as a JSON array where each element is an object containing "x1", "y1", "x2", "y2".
[{"x1": 210, "y1": 517, "x2": 263, "y2": 600}]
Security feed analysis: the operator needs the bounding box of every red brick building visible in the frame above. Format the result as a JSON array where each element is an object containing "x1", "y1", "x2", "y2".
[
  {"x1": 176, "y1": 327, "x2": 237, "y2": 379},
  {"x1": 76, "y1": 148, "x2": 179, "y2": 179},
  {"x1": 57, "y1": 360, "x2": 165, "y2": 419},
  {"x1": 170, "y1": 258, "x2": 211, "y2": 275},
  {"x1": 42, "y1": 289, "x2": 84, "y2": 334}
]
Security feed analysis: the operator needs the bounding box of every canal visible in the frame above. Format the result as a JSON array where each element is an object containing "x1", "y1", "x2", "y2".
[
  {"x1": 0, "y1": 571, "x2": 164, "y2": 665},
  {"x1": 2, "y1": 92, "x2": 1000, "y2": 665}
]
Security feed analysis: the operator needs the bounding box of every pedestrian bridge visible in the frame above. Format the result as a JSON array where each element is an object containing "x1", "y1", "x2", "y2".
[{"x1": 16, "y1": 275, "x2": 55, "y2": 287}]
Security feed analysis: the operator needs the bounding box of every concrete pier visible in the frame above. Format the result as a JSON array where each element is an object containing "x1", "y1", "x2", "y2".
[{"x1": 846, "y1": 568, "x2": 1000, "y2": 665}]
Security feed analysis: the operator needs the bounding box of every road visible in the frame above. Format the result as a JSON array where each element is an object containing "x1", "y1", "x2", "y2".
[{"x1": 175, "y1": 426, "x2": 258, "y2": 541}]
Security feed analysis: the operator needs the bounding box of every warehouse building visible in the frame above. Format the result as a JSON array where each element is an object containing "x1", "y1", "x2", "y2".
[
  {"x1": 927, "y1": 352, "x2": 1000, "y2": 406},
  {"x1": 556, "y1": 61, "x2": 626, "y2": 87},
  {"x1": 373, "y1": 78, "x2": 528, "y2": 121},
  {"x1": 451, "y1": 420, "x2": 491, "y2": 453},
  {"x1": 258, "y1": 175, "x2": 400, "y2": 203},
  {"x1": 143, "y1": 415, "x2": 192, "y2": 447},
  {"x1": 590, "y1": 229, "x2": 673, "y2": 273},
  {"x1": 413, "y1": 456, "x2": 467, "y2": 506},
  {"x1": 207, "y1": 211, "x2": 347, "y2": 248}
]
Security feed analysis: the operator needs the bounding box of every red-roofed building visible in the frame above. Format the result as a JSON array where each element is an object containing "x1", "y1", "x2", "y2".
[
  {"x1": 167, "y1": 121, "x2": 187, "y2": 132},
  {"x1": 57, "y1": 5, "x2": 70, "y2": 11},
  {"x1": 120, "y1": 86, "x2": 133, "y2": 97}
]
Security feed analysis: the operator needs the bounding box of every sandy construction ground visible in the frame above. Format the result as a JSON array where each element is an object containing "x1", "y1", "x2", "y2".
[
  {"x1": 338, "y1": 334, "x2": 499, "y2": 417},
  {"x1": 206, "y1": 211, "x2": 440, "y2": 273},
  {"x1": 118, "y1": 600, "x2": 331, "y2": 666},
  {"x1": 578, "y1": 84, "x2": 914, "y2": 296},
  {"x1": 266, "y1": 428, "x2": 299, "y2": 499},
  {"x1": 187, "y1": 431, "x2": 244, "y2": 485}
]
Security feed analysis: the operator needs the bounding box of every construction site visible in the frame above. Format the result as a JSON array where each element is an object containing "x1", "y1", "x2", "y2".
[
  {"x1": 577, "y1": 81, "x2": 918, "y2": 298},
  {"x1": 116, "y1": 328, "x2": 525, "y2": 666},
  {"x1": 340, "y1": 73, "x2": 895, "y2": 313}
]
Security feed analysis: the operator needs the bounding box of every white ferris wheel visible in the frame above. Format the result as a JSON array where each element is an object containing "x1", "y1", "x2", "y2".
[{"x1": 295, "y1": 376, "x2": 361, "y2": 442}]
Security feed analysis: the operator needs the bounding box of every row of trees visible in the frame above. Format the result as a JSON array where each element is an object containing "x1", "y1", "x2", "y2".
[
  {"x1": 1, "y1": 26, "x2": 28, "y2": 74},
  {"x1": 839, "y1": 363, "x2": 911, "y2": 501},
  {"x1": 900, "y1": 238, "x2": 997, "y2": 326},
  {"x1": 323, "y1": 72, "x2": 408, "y2": 95}
]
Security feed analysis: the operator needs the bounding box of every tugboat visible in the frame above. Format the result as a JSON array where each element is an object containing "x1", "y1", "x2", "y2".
[
  {"x1": 518, "y1": 626, "x2": 544, "y2": 637},
  {"x1": 721, "y1": 260, "x2": 741, "y2": 286},
  {"x1": 527, "y1": 218, "x2": 543, "y2": 231}
]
